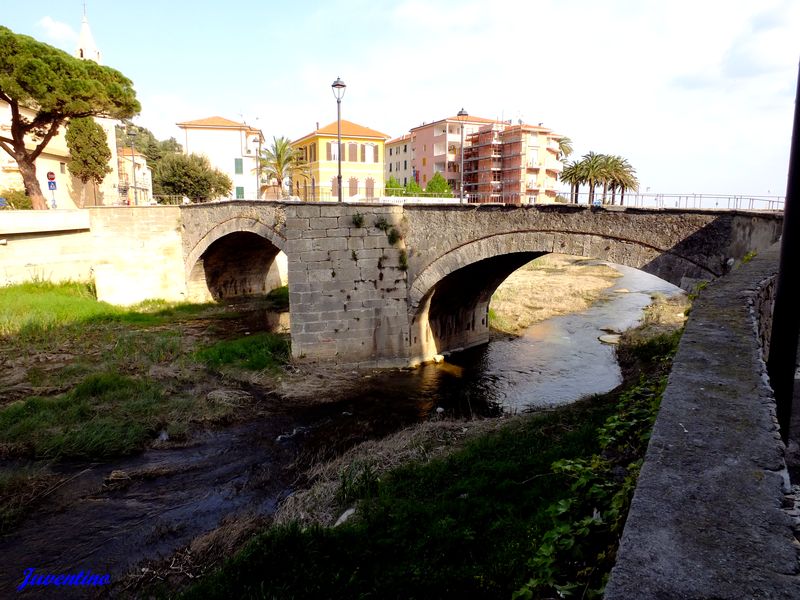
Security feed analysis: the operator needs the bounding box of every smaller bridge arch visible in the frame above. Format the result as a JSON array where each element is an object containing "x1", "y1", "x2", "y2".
[{"x1": 184, "y1": 216, "x2": 287, "y2": 302}]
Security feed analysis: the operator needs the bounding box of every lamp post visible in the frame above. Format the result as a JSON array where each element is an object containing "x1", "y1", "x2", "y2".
[
  {"x1": 457, "y1": 108, "x2": 468, "y2": 204},
  {"x1": 127, "y1": 127, "x2": 138, "y2": 206},
  {"x1": 331, "y1": 77, "x2": 346, "y2": 203}
]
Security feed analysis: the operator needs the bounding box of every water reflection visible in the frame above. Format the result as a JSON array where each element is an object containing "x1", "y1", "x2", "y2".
[{"x1": 364, "y1": 263, "x2": 683, "y2": 417}]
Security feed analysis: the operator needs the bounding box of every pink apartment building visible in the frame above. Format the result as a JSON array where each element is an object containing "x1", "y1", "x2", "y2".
[{"x1": 407, "y1": 114, "x2": 498, "y2": 192}]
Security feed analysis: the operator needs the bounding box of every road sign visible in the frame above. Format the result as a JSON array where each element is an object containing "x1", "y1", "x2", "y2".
[
  {"x1": 46, "y1": 171, "x2": 56, "y2": 181},
  {"x1": 47, "y1": 181, "x2": 57, "y2": 191}
]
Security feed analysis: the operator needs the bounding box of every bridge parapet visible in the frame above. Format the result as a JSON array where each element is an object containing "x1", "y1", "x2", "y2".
[{"x1": 606, "y1": 243, "x2": 800, "y2": 598}]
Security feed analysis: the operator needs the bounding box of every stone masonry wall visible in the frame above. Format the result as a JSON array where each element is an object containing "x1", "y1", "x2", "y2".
[
  {"x1": 89, "y1": 206, "x2": 187, "y2": 305},
  {"x1": 605, "y1": 243, "x2": 800, "y2": 599},
  {"x1": 284, "y1": 203, "x2": 410, "y2": 364}
]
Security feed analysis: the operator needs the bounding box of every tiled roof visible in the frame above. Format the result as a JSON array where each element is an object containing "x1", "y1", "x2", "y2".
[
  {"x1": 176, "y1": 116, "x2": 249, "y2": 129},
  {"x1": 387, "y1": 133, "x2": 412, "y2": 145},
  {"x1": 295, "y1": 120, "x2": 390, "y2": 143}
]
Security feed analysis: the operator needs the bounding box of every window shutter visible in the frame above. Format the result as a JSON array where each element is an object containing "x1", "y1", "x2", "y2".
[
  {"x1": 326, "y1": 142, "x2": 332, "y2": 161},
  {"x1": 361, "y1": 145, "x2": 365, "y2": 162}
]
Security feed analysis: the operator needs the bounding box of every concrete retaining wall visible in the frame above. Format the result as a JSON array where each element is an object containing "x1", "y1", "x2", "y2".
[{"x1": 605, "y1": 243, "x2": 800, "y2": 599}]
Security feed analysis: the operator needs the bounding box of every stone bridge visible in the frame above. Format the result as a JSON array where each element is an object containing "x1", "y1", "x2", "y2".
[{"x1": 56, "y1": 201, "x2": 778, "y2": 364}]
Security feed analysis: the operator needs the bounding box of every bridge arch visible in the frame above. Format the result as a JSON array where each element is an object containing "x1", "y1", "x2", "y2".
[
  {"x1": 184, "y1": 216, "x2": 288, "y2": 302},
  {"x1": 407, "y1": 230, "x2": 715, "y2": 361}
]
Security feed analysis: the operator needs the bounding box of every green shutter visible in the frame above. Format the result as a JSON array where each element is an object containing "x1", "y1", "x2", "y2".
[
  {"x1": 234, "y1": 158, "x2": 243, "y2": 174},
  {"x1": 236, "y1": 186, "x2": 245, "y2": 199}
]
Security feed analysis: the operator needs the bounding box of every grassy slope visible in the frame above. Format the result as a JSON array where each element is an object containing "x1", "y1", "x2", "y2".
[{"x1": 182, "y1": 331, "x2": 680, "y2": 600}]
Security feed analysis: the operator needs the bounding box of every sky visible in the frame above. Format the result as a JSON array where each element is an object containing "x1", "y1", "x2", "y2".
[{"x1": 3, "y1": 0, "x2": 799, "y2": 196}]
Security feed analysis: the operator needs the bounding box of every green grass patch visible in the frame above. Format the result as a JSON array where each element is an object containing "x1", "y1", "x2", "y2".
[
  {"x1": 0, "y1": 372, "x2": 166, "y2": 459},
  {"x1": 0, "y1": 281, "x2": 216, "y2": 341},
  {"x1": 183, "y1": 332, "x2": 680, "y2": 600},
  {"x1": 195, "y1": 332, "x2": 290, "y2": 371}
]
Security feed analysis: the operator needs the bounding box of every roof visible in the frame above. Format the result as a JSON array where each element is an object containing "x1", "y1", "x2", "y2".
[
  {"x1": 118, "y1": 148, "x2": 145, "y2": 158},
  {"x1": 409, "y1": 114, "x2": 498, "y2": 132},
  {"x1": 294, "y1": 120, "x2": 390, "y2": 143},
  {"x1": 387, "y1": 133, "x2": 412, "y2": 145},
  {"x1": 175, "y1": 116, "x2": 263, "y2": 136}
]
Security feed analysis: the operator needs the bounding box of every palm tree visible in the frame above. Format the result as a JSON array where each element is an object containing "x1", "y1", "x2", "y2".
[
  {"x1": 259, "y1": 136, "x2": 308, "y2": 199},
  {"x1": 581, "y1": 152, "x2": 606, "y2": 204},
  {"x1": 607, "y1": 155, "x2": 638, "y2": 205},
  {"x1": 556, "y1": 137, "x2": 573, "y2": 161},
  {"x1": 560, "y1": 160, "x2": 581, "y2": 203}
]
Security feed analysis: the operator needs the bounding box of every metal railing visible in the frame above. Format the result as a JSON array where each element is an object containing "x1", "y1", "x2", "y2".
[{"x1": 557, "y1": 191, "x2": 785, "y2": 211}]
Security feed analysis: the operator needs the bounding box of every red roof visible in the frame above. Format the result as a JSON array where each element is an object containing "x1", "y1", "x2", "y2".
[
  {"x1": 176, "y1": 116, "x2": 263, "y2": 137},
  {"x1": 294, "y1": 120, "x2": 390, "y2": 143}
]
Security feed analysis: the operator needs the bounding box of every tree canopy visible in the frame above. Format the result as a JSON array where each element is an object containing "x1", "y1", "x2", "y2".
[
  {"x1": 65, "y1": 117, "x2": 112, "y2": 206},
  {"x1": 0, "y1": 26, "x2": 140, "y2": 209},
  {"x1": 385, "y1": 176, "x2": 404, "y2": 197},
  {"x1": 153, "y1": 153, "x2": 232, "y2": 202},
  {"x1": 115, "y1": 122, "x2": 182, "y2": 166},
  {"x1": 425, "y1": 172, "x2": 454, "y2": 198}
]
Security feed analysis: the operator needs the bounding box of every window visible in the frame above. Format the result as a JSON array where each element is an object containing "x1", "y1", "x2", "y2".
[
  {"x1": 331, "y1": 176, "x2": 339, "y2": 198},
  {"x1": 361, "y1": 144, "x2": 366, "y2": 162},
  {"x1": 349, "y1": 177, "x2": 358, "y2": 197},
  {"x1": 310, "y1": 144, "x2": 316, "y2": 162},
  {"x1": 389, "y1": 148, "x2": 393, "y2": 156},
  {"x1": 404, "y1": 144, "x2": 407, "y2": 153},
  {"x1": 236, "y1": 186, "x2": 245, "y2": 199},
  {"x1": 328, "y1": 142, "x2": 339, "y2": 161},
  {"x1": 404, "y1": 160, "x2": 407, "y2": 170},
  {"x1": 349, "y1": 143, "x2": 358, "y2": 162},
  {"x1": 59, "y1": 162, "x2": 66, "y2": 174},
  {"x1": 365, "y1": 177, "x2": 375, "y2": 199},
  {"x1": 422, "y1": 157, "x2": 427, "y2": 166},
  {"x1": 234, "y1": 158, "x2": 243, "y2": 174},
  {"x1": 389, "y1": 164, "x2": 392, "y2": 172}
]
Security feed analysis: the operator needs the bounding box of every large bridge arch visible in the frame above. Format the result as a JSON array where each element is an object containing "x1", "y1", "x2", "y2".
[
  {"x1": 407, "y1": 230, "x2": 718, "y2": 361},
  {"x1": 184, "y1": 216, "x2": 288, "y2": 302}
]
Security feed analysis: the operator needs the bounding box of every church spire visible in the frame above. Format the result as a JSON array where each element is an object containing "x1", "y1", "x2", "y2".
[{"x1": 75, "y1": 5, "x2": 101, "y2": 64}]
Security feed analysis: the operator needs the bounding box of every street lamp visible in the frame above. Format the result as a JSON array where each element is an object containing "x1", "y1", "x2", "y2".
[
  {"x1": 331, "y1": 77, "x2": 346, "y2": 203},
  {"x1": 127, "y1": 127, "x2": 138, "y2": 206},
  {"x1": 458, "y1": 108, "x2": 468, "y2": 204}
]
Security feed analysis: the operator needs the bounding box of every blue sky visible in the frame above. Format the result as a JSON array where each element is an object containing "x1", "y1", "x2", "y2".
[{"x1": 4, "y1": 0, "x2": 799, "y2": 196}]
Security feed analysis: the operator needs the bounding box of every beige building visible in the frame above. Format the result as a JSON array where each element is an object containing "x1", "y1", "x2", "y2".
[
  {"x1": 384, "y1": 133, "x2": 413, "y2": 187},
  {"x1": 117, "y1": 148, "x2": 153, "y2": 204},
  {"x1": 176, "y1": 117, "x2": 265, "y2": 200},
  {"x1": 0, "y1": 11, "x2": 121, "y2": 208}
]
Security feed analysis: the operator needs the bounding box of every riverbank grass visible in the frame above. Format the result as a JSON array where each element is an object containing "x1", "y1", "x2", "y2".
[
  {"x1": 182, "y1": 331, "x2": 679, "y2": 599},
  {"x1": 195, "y1": 333, "x2": 290, "y2": 372}
]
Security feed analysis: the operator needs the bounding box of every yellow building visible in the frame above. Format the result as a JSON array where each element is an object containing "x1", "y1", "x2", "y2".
[{"x1": 291, "y1": 120, "x2": 389, "y2": 202}]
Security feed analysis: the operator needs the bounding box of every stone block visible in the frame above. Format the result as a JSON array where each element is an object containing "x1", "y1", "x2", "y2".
[
  {"x1": 313, "y1": 237, "x2": 348, "y2": 252},
  {"x1": 293, "y1": 205, "x2": 321, "y2": 218},
  {"x1": 326, "y1": 228, "x2": 350, "y2": 237},
  {"x1": 310, "y1": 217, "x2": 339, "y2": 230},
  {"x1": 300, "y1": 250, "x2": 330, "y2": 262},
  {"x1": 347, "y1": 238, "x2": 365, "y2": 251}
]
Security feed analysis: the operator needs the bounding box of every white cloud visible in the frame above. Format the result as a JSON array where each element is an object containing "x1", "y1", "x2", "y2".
[{"x1": 35, "y1": 16, "x2": 78, "y2": 47}]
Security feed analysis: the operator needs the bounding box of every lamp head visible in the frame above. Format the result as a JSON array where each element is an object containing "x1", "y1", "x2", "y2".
[
  {"x1": 331, "y1": 77, "x2": 346, "y2": 100},
  {"x1": 457, "y1": 108, "x2": 468, "y2": 118}
]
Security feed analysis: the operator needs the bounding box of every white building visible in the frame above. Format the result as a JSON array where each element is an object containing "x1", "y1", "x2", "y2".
[{"x1": 176, "y1": 117, "x2": 265, "y2": 200}]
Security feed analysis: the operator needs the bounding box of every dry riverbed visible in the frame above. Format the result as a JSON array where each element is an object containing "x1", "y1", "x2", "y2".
[{"x1": 0, "y1": 258, "x2": 685, "y2": 597}]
